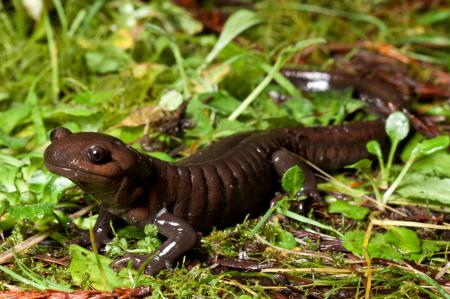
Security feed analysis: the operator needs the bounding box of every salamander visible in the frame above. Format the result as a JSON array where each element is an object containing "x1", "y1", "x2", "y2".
[{"x1": 44, "y1": 71, "x2": 408, "y2": 275}]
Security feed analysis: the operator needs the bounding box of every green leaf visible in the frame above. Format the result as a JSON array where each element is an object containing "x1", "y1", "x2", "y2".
[
  {"x1": 116, "y1": 225, "x2": 145, "y2": 239},
  {"x1": 345, "y1": 159, "x2": 372, "y2": 175},
  {"x1": 410, "y1": 240, "x2": 443, "y2": 263},
  {"x1": 68, "y1": 245, "x2": 125, "y2": 290},
  {"x1": 213, "y1": 119, "x2": 252, "y2": 139},
  {"x1": 281, "y1": 165, "x2": 304, "y2": 198},
  {"x1": 273, "y1": 224, "x2": 296, "y2": 250},
  {"x1": 385, "y1": 112, "x2": 410, "y2": 144},
  {"x1": 206, "y1": 92, "x2": 241, "y2": 115},
  {"x1": 415, "y1": 135, "x2": 450, "y2": 156},
  {"x1": 343, "y1": 230, "x2": 404, "y2": 261},
  {"x1": 396, "y1": 173, "x2": 450, "y2": 204},
  {"x1": 368, "y1": 233, "x2": 403, "y2": 261},
  {"x1": 0, "y1": 164, "x2": 20, "y2": 192},
  {"x1": 29, "y1": 171, "x2": 73, "y2": 203},
  {"x1": 410, "y1": 151, "x2": 450, "y2": 177},
  {"x1": 384, "y1": 227, "x2": 421, "y2": 254},
  {"x1": 85, "y1": 48, "x2": 131, "y2": 74},
  {"x1": 328, "y1": 200, "x2": 369, "y2": 220},
  {"x1": 203, "y1": 10, "x2": 262, "y2": 67},
  {"x1": 400, "y1": 133, "x2": 425, "y2": 162},
  {"x1": 342, "y1": 230, "x2": 365, "y2": 257},
  {"x1": 8, "y1": 203, "x2": 55, "y2": 221}
]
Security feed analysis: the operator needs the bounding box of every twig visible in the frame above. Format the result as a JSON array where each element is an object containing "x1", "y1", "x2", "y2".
[
  {"x1": 436, "y1": 262, "x2": 450, "y2": 280},
  {"x1": 261, "y1": 267, "x2": 353, "y2": 274},
  {"x1": 363, "y1": 221, "x2": 374, "y2": 299},
  {"x1": 371, "y1": 219, "x2": 450, "y2": 230}
]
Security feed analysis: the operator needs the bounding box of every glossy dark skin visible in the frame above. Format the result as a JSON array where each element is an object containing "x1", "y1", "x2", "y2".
[{"x1": 44, "y1": 71, "x2": 405, "y2": 275}]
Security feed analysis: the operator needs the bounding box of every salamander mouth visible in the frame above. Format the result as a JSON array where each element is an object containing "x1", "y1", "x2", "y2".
[{"x1": 44, "y1": 161, "x2": 111, "y2": 184}]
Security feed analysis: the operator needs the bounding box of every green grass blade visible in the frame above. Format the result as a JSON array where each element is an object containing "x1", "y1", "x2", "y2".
[
  {"x1": 202, "y1": 10, "x2": 262, "y2": 69},
  {"x1": 278, "y1": 209, "x2": 344, "y2": 238},
  {"x1": 228, "y1": 38, "x2": 324, "y2": 120},
  {"x1": 0, "y1": 264, "x2": 46, "y2": 290},
  {"x1": 45, "y1": 15, "x2": 59, "y2": 104},
  {"x1": 297, "y1": 4, "x2": 388, "y2": 37}
]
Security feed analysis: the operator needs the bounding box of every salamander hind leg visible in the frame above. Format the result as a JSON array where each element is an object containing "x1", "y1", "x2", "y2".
[{"x1": 271, "y1": 149, "x2": 321, "y2": 201}]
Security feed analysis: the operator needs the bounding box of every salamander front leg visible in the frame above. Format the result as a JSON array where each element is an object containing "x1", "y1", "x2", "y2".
[
  {"x1": 111, "y1": 208, "x2": 198, "y2": 275},
  {"x1": 80, "y1": 209, "x2": 116, "y2": 249},
  {"x1": 271, "y1": 149, "x2": 320, "y2": 201}
]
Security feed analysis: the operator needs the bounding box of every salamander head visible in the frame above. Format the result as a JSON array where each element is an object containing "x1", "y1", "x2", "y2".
[{"x1": 44, "y1": 127, "x2": 151, "y2": 212}]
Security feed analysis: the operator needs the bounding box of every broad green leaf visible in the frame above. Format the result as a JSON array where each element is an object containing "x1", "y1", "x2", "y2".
[
  {"x1": 343, "y1": 230, "x2": 404, "y2": 261},
  {"x1": 8, "y1": 203, "x2": 55, "y2": 221},
  {"x1": 410, "y1": 151, "x2": 450, "y2": 177},
  {"x1": 400, "y1": 133, "x2": 424, "y2": 162},
  {"x1": 415, "y1": 135, "x2": 449, "y2": 156},
  {"x1": 368, "y1": 233, "x2": 403, "y2": 261},
  {"x1": 345, "y1": 159, "x2": 372, "y2": 175},
  {"x1": 410, "y1": 240, "x2": 443, "y2": 263},
  {"x1": 281, "y1": 97, "x2": 313, "y2": 124},
  {"x1": 85, "y1": 48, "x2": 131, "y2": 74},
  {"x1": 185, "y1": 96, "x2": 214, "y2": 140},
  {"x1": 206, "y1": 92, "x2": 241, "y2": 115},
  {"x1": 28, "y1": 171, "x2": 73, "y2": 203},
  {"x1": 68, "y1": 245, "x2": 125, "y2": 290},
  {"x1": 273, "y1": 225, "x2": 296, "y2": 250},
  {"x1": 281, "y1": 166, "x2": 304, "y2": 198},
  {"x1": 384, "y1": 227, "x2": 421, "y2": 254},
  {"x1": 213, "y1": 119, "x2": 252, "y2": 139},
  {"x1": 204, "y1": 10, "x2": 262, "y2": 67},
  {"x1": 328, "y1": 200, "x2": 369, "y2": 220},
  {"x1": 342, "y1": 230, "x2": 365, "y2": 257},
  {"x1": 396, "y1": 173, "x2": 450, "y2": 204},
  {"x1": 385, "y1": 112, "x2": 409, "y2": 144}
]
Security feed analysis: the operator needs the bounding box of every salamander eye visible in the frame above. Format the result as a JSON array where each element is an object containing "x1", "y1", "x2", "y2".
[{"x1": 87, "y1": 146, "x2": 109, "y2": 164}]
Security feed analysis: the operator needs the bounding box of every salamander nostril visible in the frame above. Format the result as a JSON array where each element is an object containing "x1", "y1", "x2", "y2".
[{"x1": 49, "y1": 127, "x2": 73, "y2": 142}]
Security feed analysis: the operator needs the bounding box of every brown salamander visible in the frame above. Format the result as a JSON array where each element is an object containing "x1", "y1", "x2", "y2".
[{"x1": 44, "y1": 71, "x2": 411, "y2": 275}]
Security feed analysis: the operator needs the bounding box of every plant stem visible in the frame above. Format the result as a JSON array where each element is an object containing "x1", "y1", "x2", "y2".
[
  {"x1": 382, "y1": 152, "x2": 417, "y2": 206},
  {"x1": 385, "y1": 140, "x2": 398, "y2": 181},
  {"x1": 228, "y1": 56, "x2": 284, "y2": 121}
]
